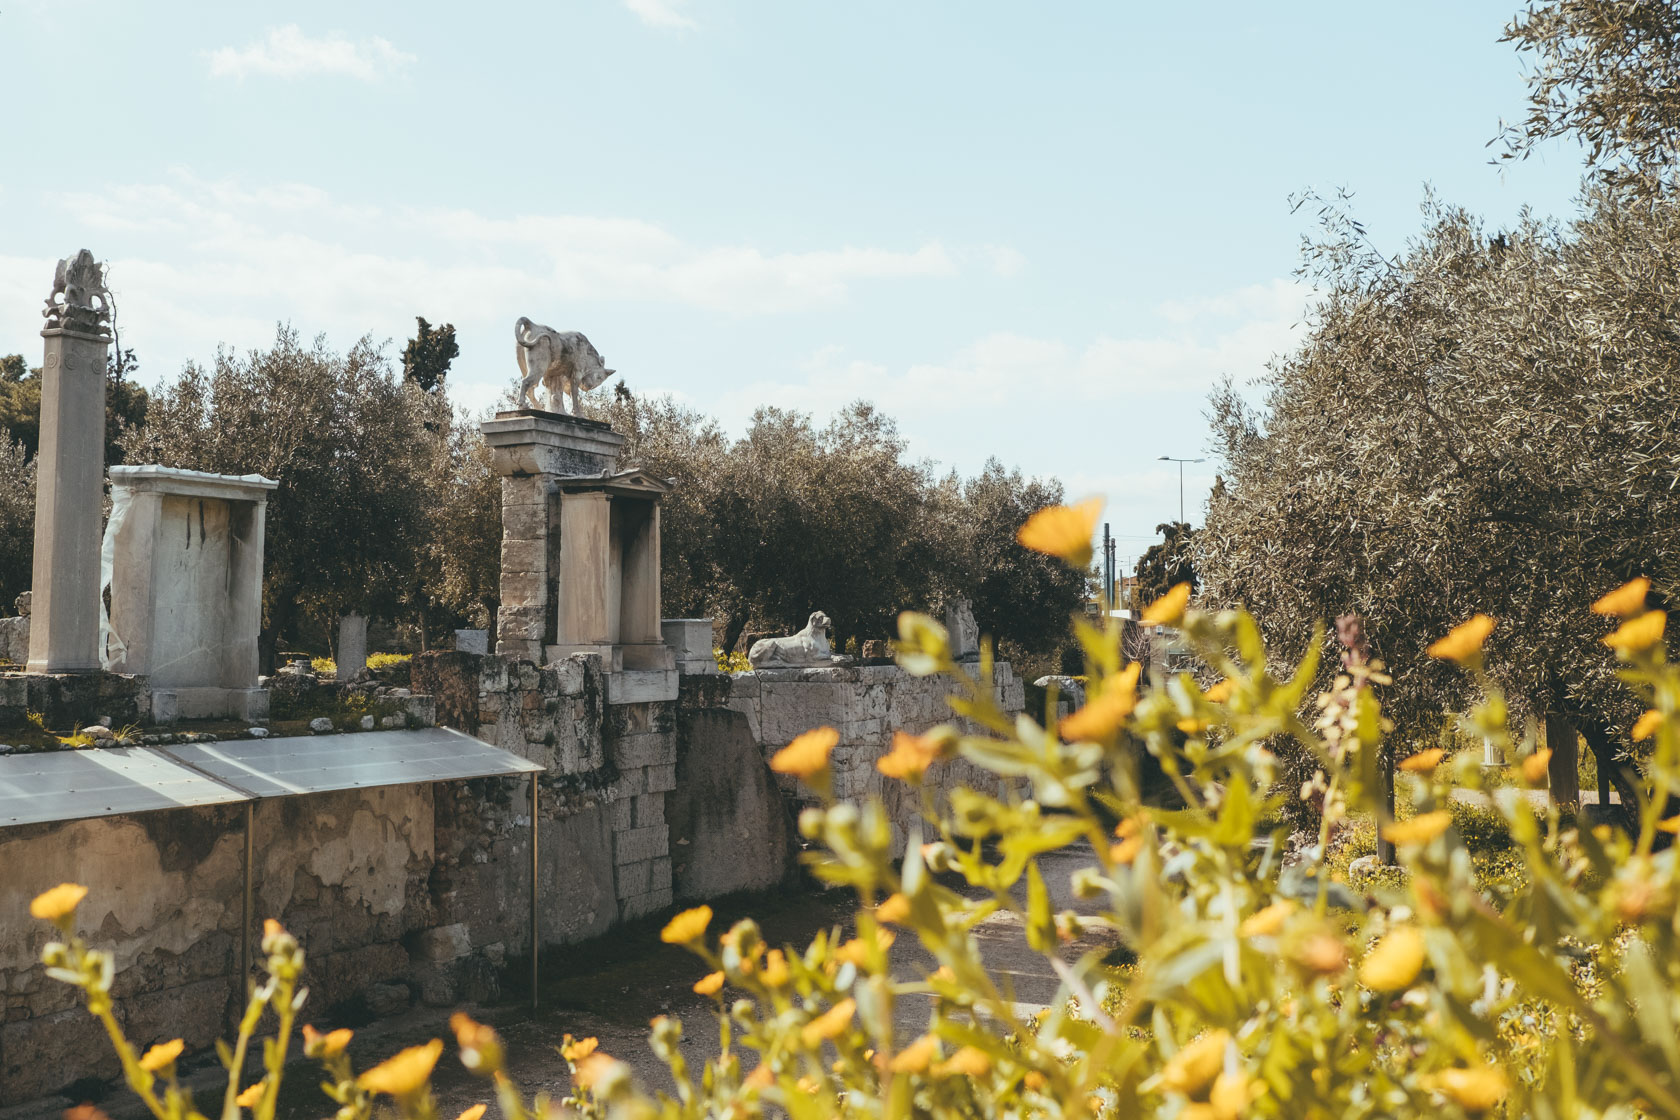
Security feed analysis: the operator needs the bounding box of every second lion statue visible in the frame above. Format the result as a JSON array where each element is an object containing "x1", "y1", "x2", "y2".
[
  {"x1": 749, "y1": 611, "x2": 839, "y2": 669},
  {"x1": 514, "y1": 317, "x2": 617, "y2": 415}
]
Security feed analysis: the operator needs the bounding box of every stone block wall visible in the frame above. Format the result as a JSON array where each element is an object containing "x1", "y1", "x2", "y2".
[
  {"x1": 0, "y1": 669, "x2": 149, "y2": 731},
  {"x1": 682, "y1": 662, "x2": 1027, "y2": 850},
  {"x1": 413, "y1": 651, "x2": 678, "y2": 925}
]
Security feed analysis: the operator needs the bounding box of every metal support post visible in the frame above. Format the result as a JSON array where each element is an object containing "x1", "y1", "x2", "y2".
[{"x1": 530, "y1": 772, "x2": 540, "y2": 1010}]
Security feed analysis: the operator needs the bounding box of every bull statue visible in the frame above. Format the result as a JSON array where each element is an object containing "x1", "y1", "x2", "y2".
[{"x1": 514, "y1": 317, "x2": 617, "y2": 415}]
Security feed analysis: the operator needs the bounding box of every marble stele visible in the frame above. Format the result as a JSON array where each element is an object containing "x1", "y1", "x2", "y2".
[
  {"x1": 28, "y1": 251, "x2": 111, "y2": 673},
  {"x1": 102, "y1": 466, "x2": 278, "y2": 721}
]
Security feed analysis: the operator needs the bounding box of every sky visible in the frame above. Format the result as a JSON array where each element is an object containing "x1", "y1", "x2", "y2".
[{"x1": 0, "y1": 2, "x2": 1589, "y2": 567}]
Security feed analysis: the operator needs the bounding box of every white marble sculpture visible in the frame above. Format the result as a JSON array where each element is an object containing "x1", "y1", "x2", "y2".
[
  {"x1": 42, "y1": 249, "x2": 111, "y2": 333},
  {"x1": 514, "y1": 318, "x2": 617, "y2": 414},
  {"x1": 749, "y1": 611, "x2": 837, "y2": 669},
  {"x1": 944, "y1": 597, "x2": 980, "y2": 661}
]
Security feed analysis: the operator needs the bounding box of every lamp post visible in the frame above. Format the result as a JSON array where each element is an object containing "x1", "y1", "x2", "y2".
[{"x1": 1158, "y1": 456, "x2": 1205, "y2": 525}]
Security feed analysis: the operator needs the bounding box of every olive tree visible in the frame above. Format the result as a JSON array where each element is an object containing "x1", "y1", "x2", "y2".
[{"x1": 1199, "y1": 189, "x2": 1680, "y2": 813}]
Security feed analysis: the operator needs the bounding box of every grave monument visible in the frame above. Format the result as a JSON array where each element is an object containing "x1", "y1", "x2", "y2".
[
  {"x1": 28, "y1": 251, "x2": 111, "y2": 673},
  {"x1": 101, "y1": 466, "x2": 278, "y2": 720}
]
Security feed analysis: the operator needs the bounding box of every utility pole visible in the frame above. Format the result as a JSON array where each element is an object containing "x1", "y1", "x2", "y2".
[
  {"x1": 1158, "y1": 455, "x2": 1205, "y2": 525},
  {"x1": 1102, "y1": 522, "x2": 1116, "y2": 610}
]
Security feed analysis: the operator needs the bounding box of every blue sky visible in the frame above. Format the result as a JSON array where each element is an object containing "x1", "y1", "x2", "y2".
[{"x1": 0, "y1": 1, "x2": 1587, "y2": 565}]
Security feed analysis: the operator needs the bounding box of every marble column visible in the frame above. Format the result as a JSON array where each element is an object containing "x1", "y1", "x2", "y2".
[{"x1": 28, "y1": 253, "x2": 110, "y2": 674}]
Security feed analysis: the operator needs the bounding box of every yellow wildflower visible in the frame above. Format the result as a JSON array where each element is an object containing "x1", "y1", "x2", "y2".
[
  {"x1": 1141, "y1": 582, "x2": 1193, "y2": 627},
  {"x1": 1426, "y1": 614, "x2": 1495, "y2": 663},
  {"x1": 235, "y1": 1082, "x2": 264, "y2": 1109},
  {"x1": 29, "y1": 882, "x2": 87, "y2": 922},
  {"x1": 877, "y1": 730, "x2": 941, "y2": 780},
  {"x1": 359, "y1": 1039, "x2": 443, "y2": 1097},
  {"x1": 1426, "y1": 1065, "x2": 1509, "y2": 1112},
  {"x1": 800, "y1": 998, "x2": 856, "y2": 1046},
  {"x1": 1209, "y1": 1070, "x2": 1260, "y2": 1118},
  {"x1": 1060, "y1": 662, "x2": 1142, "y2": 741},
  {"x1": 1359, "y1": 926, "x2": 1426, "y2": 992},
  {"x1": 1381, "y1": 810, "x2": 1452, "y2": 847},
  {"x1": 1605, "y1": 610, "x2": 1666, "y2": 654},
  {"x1": 888, "y1": 1033, "x2": 939, "y2": 1073},
  {"x1": 1203, "y1": 679, "x2": 1233, "y2": 703},
  {"x1": 1159, "y1": 1030, "x2": 1229, "y2": 1096},
  {"x1": 560, "y1": 1035, "x2": 599, "y2": 1062},
  {"x1": 1634, "y1": 709, "x2": 1665, "y2": 742},
  {"x1": 770, "y1": 727, "x2": 838, "y2": 778},
  {"x1": 1017, "y1": 498, "x2": 1102, "y2": 567},
  {"x1": 875, "y1": 893, "x2": 911, "y2": 924},
  {"x1": 933, "y1": 1046, "x2": 992, "y2": 1078},
  {"x1": 1238, "y1": 899, "x2": 1295, "y2": 938},
  {"x1": 1295, "y1": 932, "x2": 1348, "y2": 974},
  {"x1": 835, "y1": 931, "x2": 893, "y2": 966},
  {"x1": 1023, "y1": 1070, "x2": 1048, "y2": 1091},
  {"x1": 456, "y1": 1107, "x2": 488, "y2": 1120},
  {"x1": 1110, "y1": 836, "x2": 1144, "y2": 865},
  {"x1": 693, "y1": 971, "x2": 725, "y2": 996},
  {"x1": 572, "y1": 1052, "x2": 621, "y2": 1091},
  {"x1": 797, "y1": 1075, "x2": 822, "y2": 1094},
  {"x1": 303, "y1": 1023, "x2": 354, "y2": 1059},
  {"x1": 1657, "y1": 816, "x2": 1680, "y2": 834},
  {"x1": 1398, "y1": 748, "x2": 1446, "y2": 773},
  {"x1": 744, "y1": 1063, "x2": 774, "y2": 1089},
  {"x1": 1592, "y1": 577, "x2": 1650, "y2": 617},
  {"x1": 660, "y1": 905, "x2": 713, "y2": 944},
  {"x1": 450, "y1": 1013, "x2": 501, "y2": 1073},
  {"x1": 1522, "y1": 748, "x2": 1553, "y2": 784},
  {"x1": 137, "y1": 1038, "x2": 184, "y2": 1073},
  {"x1": 761, "y1": 949, "x2": 789, "y2": 987}
]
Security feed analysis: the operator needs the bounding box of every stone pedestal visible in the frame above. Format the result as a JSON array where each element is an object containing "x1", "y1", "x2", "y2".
[
  {"x1": 482, "y1": 410, "x2": 675, "y2": 680},
  {"x1": 27, "y1": 328, "x2": 108, "y2": 673},
  {"x1": 337, "y1": 613, "x2": 369, "y2": 679},
  {"x1": 662, "y1": 619, "x2": 717, "y2": 674},
  {"x1": 103, "y1": 466, "x2": 278, "y2": 721}
]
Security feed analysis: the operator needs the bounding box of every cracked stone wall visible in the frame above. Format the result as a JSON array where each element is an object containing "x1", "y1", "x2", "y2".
[{"x1": 0, "y1": 786, "x2": 435, "y2": 1103}]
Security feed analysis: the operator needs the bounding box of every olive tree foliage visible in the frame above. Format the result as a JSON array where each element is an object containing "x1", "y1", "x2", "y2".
[
  {"x1": 124, "y1": 326, "x2": 434, "y2": 665},
  {"x1": 1499, "y1": 0, "x2": 1680, "y2": 180},
  {"x1": 1199, "y1": 189, "x2": 1680, "y2": 811},
  {"x1": 584, "y1": 389, "x2": 1083, "y2": 657},
  {"x1": 0, "y1": 431, "x2": 33, "y2": 614},
  {"x1": 933, "y1": 459, "x2": 1090, "y2": 661},
  {"x1": 1134, "y1": 521, "x2": 1199, "y2": 606},
  {"x1": 699, "y1": 402, "x2": 935, "y2": 653}
]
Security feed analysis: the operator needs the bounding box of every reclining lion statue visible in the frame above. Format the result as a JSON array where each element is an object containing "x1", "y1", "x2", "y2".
[
  {"x1": 515, "y1": 317, "x2": 617, "y2": 414},
  {"x1": 749, "y1": 611, "x2": 838, "y2": 669}
]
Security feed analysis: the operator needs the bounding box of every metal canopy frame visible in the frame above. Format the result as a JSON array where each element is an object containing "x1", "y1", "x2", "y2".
[{"x1": 0, "y1": 727, "x2": 545, "y2": 1009}]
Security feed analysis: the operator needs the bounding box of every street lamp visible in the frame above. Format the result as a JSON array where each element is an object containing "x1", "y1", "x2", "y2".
[{"x1": 1158, "y1": 455, "x2": 1205, "y2": 525}]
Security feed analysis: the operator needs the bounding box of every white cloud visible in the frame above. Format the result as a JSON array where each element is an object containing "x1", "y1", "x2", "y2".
[
  {"x1": 624, "y1": 0, "x2": 697, "y2": 30},
  {"x1": 700, "y1": 279, "x2": 1308, "y2": 537},
  {"x1": 0, "y1": 173, "x2": 983, "y2": 418},
  {"x1": 206, "y1": 26, "x2": 415, "y2": 82}
]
